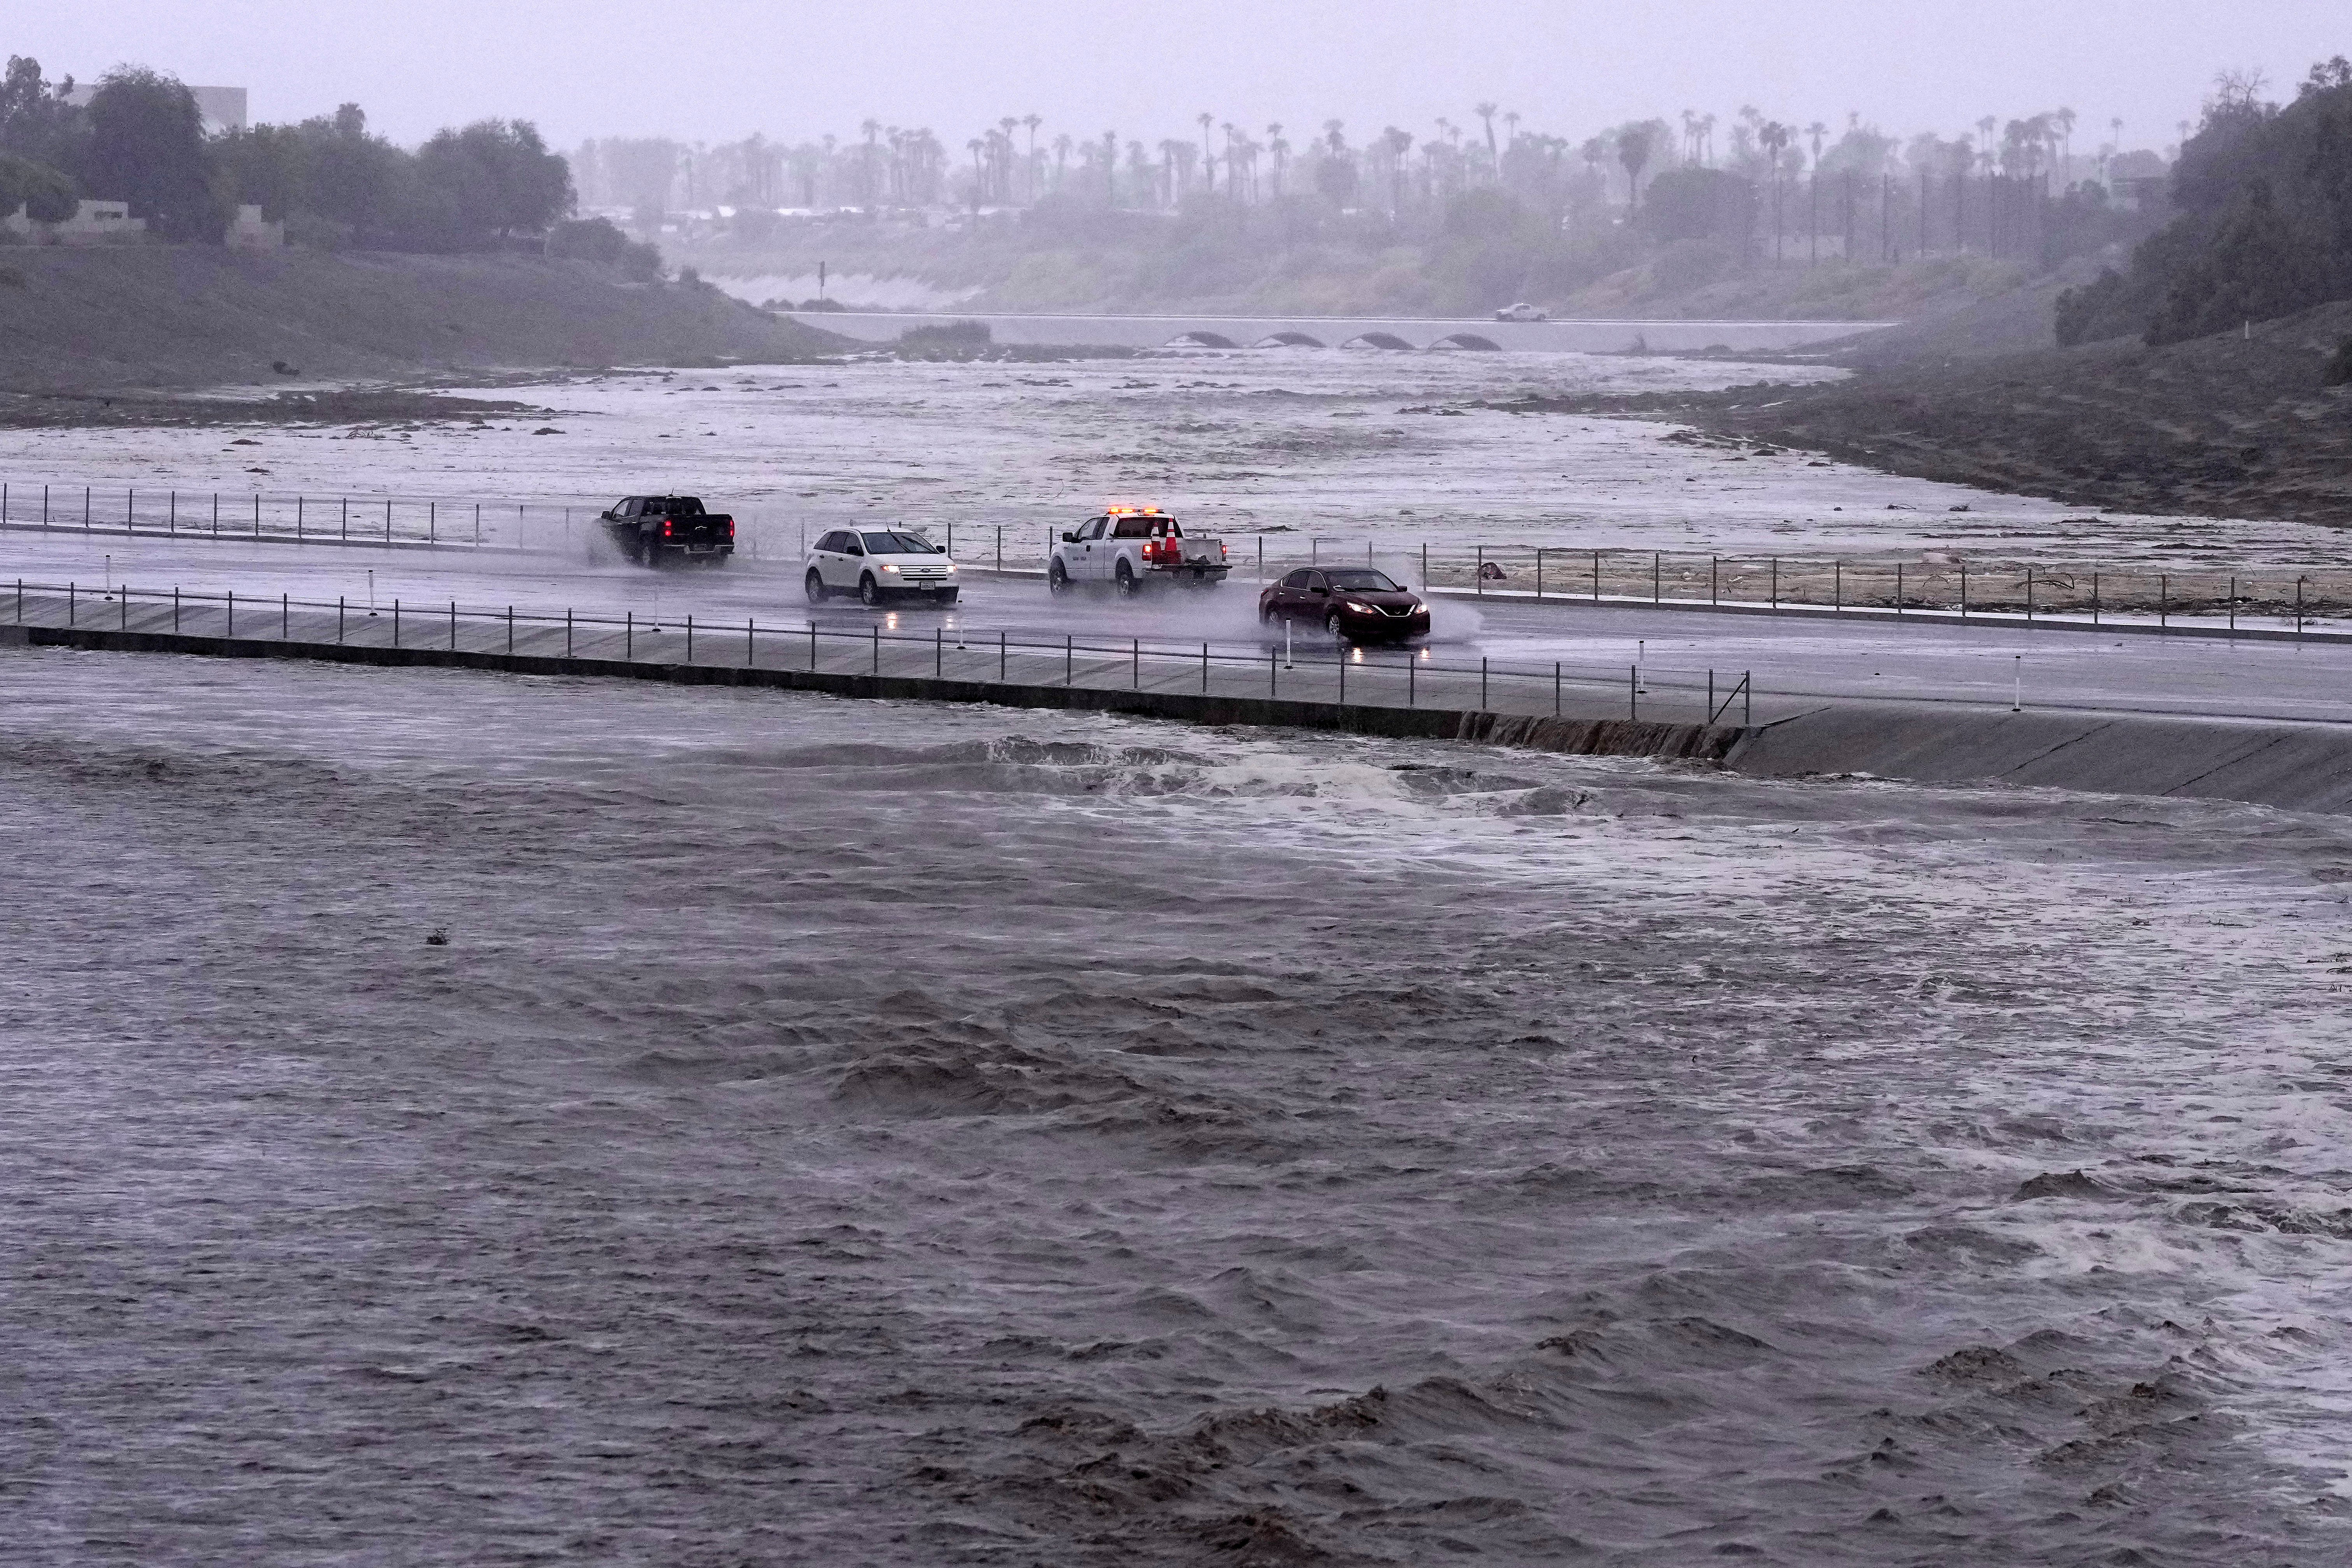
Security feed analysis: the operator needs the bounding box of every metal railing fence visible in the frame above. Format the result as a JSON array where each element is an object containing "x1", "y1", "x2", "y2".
[{"x1": 5, "y1": 576, "x2": 1755, "y2": 728}]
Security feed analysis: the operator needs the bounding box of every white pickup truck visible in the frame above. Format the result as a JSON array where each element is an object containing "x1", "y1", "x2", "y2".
[{"x1": 1048, "y1": 508, "x2": 1230, "y2": 595}]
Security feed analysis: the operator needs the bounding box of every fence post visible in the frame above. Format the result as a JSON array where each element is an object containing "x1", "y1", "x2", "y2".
[
  {"x1": 1269, "y1": 647, "x2": 1276, "y2": 697},
  {"x1": 1770, "y1": 557, "x2": 1779, "y2": 609},
  {"x1": 1591, "y1": 550, "x2": 1600, "y2": 602},
  {"x1": 68, "y1": 582, "x2": 75, "y2": 626},
  {"x1": 1065, "y1": 634, "x2": 1072, "y2": 686},
  {"x1": 1834, "y1": 560, "x2": 1842, "y2": 612},
  {"x1": 1408, "y1": 654, "x2": 1415, "y2": 708},
  {"x1": 297, "y1": 496, "x2": 304, "y2": 540},
  {"x1": 1201, "y1": 641, "x2": 1209, "y2": 693},
  {"x1": 342, "y1": 498, "x2": 348, "y2": 541},
  {"x1": 391, "y1": 599, "x2": 398, "y2": 646},
  {"x1": 508, "y1": 606, "x2": 515, "y2": 654},
  {"x1": 872, "y1": 623, "x2": 879, "y2": 674},
  {"x1": 1131, "y1": 637, "x2": 1139, "y2": 688},
  {"x1": 686, "y1": 613, "x2": 694, "y2": 663},
  {"x1": 627, "y1": 611, "x2": 633, "y2": 660},
  {"x1": 1554, "y1": 662, "x2": 1561, "y2": 716},
  {"x1": 386, "y1": 499, "x2": 392, "y2": 542},
  {"x1": 1000, "y1": 630, "x2": 1007, "y2": 682},
  {"x1": 1481, "y1": 657, "x2": 1488, "y2": 710},
  {"x1": 1476, "y1": 544, "x2": 1484, "y2": 594},
  {"x1": 338, "y1": 596, "x2": 343, "y2": 643},
  {"x1": 1652, "y1": 552, "x2": 1660, "y2": 604},
  {"x1": 1711, "y1": 556, "x2": 1718, "y2": 606},
  {"x1": 2025, "y1": 566, "x2": 2034, "y2": 622},
  {"x1": 225, "y1": 588, "x2": 231, "y2": 636},
  {"x1": 429, "y1": 502, "x2": 436, "y2": 544},
  {"x1": 937, "y1": 625, "x2": 944, "y2": 678},
  {"x1": 1419, "y1": 541, "x2": 1425, "y2": 586},
  {"x1": 2297, "y1": 576, "x2": 2306, "y2": 639},
  {"x1": 567, "y1": 609, "x2": 574, "y2": 658},
  {"x1": 2228, "y1": 577, "x2": 2237, "y2": 634},
  {"x1": 475, "y1": 504, "x2": 481, "y2": 546},
  {"x1": 174, "y1": 586, "x2": 180, "y2": 633},
  {"x1": 2159, "y1": 574, "x2": 2168, "y2": 632},
  {"x1": 1535, "y1": 548, "x2": 1543, "y2": 599},
  {"x1": 1896, "y1": 562, "x2": 1904, "y2": 616},
  {"x1": 281, "y1": 592, "x2": 288, "y2": 639},
  {"x1": 84, "y1": 485, "x2": 90, "y2": 532},
  {"x1": 1629, "y1": 664, "x2": 1637, "y2": 720},
  {"x1": 1337, "y1": 647, "x2": 1346, "y2": 706},
  {"x1": 448, "y1": 600, "x2": 456, "y2": 650},
  {"x1": 253, "y1": 493, "x2": 259, "y2": 538},
  {"x1": 747, "y1": 616, "x2": 754, "y2": 667},
  {"x1": 1959, "y1": 562, "x2": 1968, "y2": 622},
  {"x1": 1708, "y1": 669, "x2": 1715, "y2": 720},
  {"x1": 2092, "y1": 571, "x2": 2099, "y2": 626}
]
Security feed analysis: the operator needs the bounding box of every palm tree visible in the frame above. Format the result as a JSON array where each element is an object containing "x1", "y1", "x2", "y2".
[
  {"x1": 1267, "y1": 123, "x2": 1287, "y2": 196},
  {"x1": 1617, "y1": 125, "x2": 1654, "y2": 212},
  {"x1": 1022, "y1": 114, "x2": 1042, "y2": 200},
  {"x1": 965, "y1": 137, "x2": 984, "y2": 212},
  {"x1": 1382, "y1": 125, "x2": 1413, "y2": 215},
  {"x1": 1198, "y1": 112, "x2": 1215, "y2": 195},
  {"x1": 1102, "y1": 130, "x2": 1118, "y2": 204},
  {"x1": 1053, "y1": 132, "x2": 1072, "y2": 192},
  {"x1": 1757, "y1": 122, "x2": 1791, "y2": 254},
  {"x1": 2053, "y1": 106, "x2": 2076, "y2": 184},
  {"x1": 1807, "y1": 121, "x2": 1827, "y2": 165},
  {"x1": 859, "y1": 117, "x2": 881, "y2": 204},
  {"x1": 1474, "y1": 100, "x2": 1499, "y2": 176}
]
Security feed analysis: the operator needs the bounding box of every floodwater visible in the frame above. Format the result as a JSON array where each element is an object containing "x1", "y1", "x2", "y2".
[
  {"x1": 7, "y1": 645, "x2": 2352, "y2": 1564},
  {"x1": 7, "y1": 349, "x2": 2340, "y2": 564}
]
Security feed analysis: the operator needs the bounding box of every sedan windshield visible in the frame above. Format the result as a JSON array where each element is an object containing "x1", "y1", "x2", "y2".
[
  {"x1": 1323, "y1": 569, "x2": 1402, "y2": 592},
  {"x1": 861, "y1": 530, "x2": 938, "y2": 555}
]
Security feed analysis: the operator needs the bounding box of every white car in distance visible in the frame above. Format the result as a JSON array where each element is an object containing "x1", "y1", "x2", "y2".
[
  {"x1": 804, "y1": 527, "x2": 960, "y2": 607},
  {"x1": 1493, "y1": 302, "x2": 1550, "y2": 322}
]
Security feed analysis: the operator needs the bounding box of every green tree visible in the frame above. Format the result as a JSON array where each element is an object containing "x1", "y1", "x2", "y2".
[
  {"x1": 0, "y1": 149, "x2": 76, "y2": 221},
  {"x1": 414, "y1": 118, "x2": 573, "y2": 245},
  {"x1": 0, "y1": 55, "x2": 84, "y2": 170},
  {"x1": 82, "y1": 66, "x2": 225, "y2": 240}
]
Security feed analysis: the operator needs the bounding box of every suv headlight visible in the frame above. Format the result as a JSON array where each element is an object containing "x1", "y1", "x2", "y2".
[
  {"x1": 880, "y1": 562, "x2": 899, "y2": 572},
  {"x1": 944, "y1": 561, "x2": 957, "y2": 571}
]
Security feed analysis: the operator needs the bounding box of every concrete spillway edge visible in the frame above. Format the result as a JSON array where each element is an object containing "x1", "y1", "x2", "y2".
[{"x1": 12, "y1": 623, "x2": 2352, "y2": 815}]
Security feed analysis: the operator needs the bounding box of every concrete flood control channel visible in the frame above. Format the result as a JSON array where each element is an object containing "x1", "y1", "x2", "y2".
[{"x1": 14, "y1": 581, "x2": 2352, "y2": 816}]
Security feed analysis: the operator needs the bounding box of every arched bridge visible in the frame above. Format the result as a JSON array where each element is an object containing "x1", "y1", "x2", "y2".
[{"x1": 779, "y1": 309, "x2": 1894, "y2": 355}]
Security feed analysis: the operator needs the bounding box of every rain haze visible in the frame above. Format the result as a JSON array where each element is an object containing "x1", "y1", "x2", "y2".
[{"x1": 9, "y1": 2, "x2": 2352, "y2": 1564}]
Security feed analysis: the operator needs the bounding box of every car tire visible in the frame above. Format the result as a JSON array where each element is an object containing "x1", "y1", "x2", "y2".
[
  {"x1": 1259, "y1": 602, "x2": 1277, "y2": 625},
  {"x1": 859, "y1": 574, "x2": 883, "y2": 608},
  {"x1": 805, "y1": 569, "x2": 828, "y2": 604},
  {"x1": 1048, "y1": 558, "x2": 1069, "y2": 594},
  {"x1": 1325, "y1": 609, "x2": 1350, "y2": 643},
  {"x1": 1115, "y1": 561, "x2": 1138, "y2": 597}
]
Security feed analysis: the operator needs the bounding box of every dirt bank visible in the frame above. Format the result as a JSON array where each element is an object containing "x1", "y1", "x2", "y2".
[
  {"x1": 0, "y1": 247, "x2": 846, "y2": 393},
  {"x1": 1504, "y1": 297, "x2": 2352, "y2": 525}
]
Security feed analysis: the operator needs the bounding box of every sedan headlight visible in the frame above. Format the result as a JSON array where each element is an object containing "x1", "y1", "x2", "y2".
[{"x1": 1343, "y1": 600, "x2": 1373, "y2": 613}]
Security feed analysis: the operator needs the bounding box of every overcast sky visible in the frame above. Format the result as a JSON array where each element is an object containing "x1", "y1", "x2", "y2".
[{"x1": 16, "y1": 0, "x2": 2348, "y2": 152}]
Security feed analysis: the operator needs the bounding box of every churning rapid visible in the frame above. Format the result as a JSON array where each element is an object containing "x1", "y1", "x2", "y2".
[{"x1": 5, "y1": 647, "x2": 2350, "y2": 1565}]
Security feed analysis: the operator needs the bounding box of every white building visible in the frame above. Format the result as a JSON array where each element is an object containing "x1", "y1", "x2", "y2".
[{"x1": 0, "y1": 199, "x2": 149, "y2": 245}]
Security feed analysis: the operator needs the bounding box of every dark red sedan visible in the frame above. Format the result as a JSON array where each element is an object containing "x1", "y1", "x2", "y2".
[{"x1": 1258, "y1": 567, "x2": 1432, "y2": 643}]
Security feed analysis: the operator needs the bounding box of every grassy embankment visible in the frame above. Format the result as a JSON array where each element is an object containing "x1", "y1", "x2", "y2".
[{"x1": 0, "y1": 247, "x2": 846, "y2": 396}]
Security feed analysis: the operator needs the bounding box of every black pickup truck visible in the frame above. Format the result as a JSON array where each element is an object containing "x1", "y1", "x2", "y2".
[{"x1": 599, "y1": 495, "x2": 735, "y2": 566}]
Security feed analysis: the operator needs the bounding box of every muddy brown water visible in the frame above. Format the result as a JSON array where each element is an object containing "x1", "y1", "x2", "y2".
[{"x1": 6, "y1": 647, "x2": 2351, "y2": 1564}]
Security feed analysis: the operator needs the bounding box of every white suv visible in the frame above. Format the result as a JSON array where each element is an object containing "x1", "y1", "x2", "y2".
[{"x1": 805, "y1": 527, "x2": 960, "y2": 607}]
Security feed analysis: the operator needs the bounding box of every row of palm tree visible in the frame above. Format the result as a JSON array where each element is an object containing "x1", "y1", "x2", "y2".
[{"x1": 572, "y1": 100, "x2": 2157, "y2": 227}]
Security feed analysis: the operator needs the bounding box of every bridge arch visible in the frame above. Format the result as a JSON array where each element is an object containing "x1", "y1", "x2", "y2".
[
  {"x1": 1164, "y1": 330, "x2": 1239, "y2": 348},
  {"x1": 1429, "y1": 332, "x2": 1502, "y2": 351},
  {"x1": 1340, "y1": 331, "x2": 1415, "y2": 350},
  {"x1": 1252, "y1": 330, "x2": 1326, "y2": 348}
]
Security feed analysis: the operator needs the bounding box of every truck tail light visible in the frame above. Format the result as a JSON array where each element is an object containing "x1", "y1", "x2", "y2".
[
  {"x1": 663, "y1": 520, "x2": 673, "y2": 537},
  {"x1": 727, "y1": 520, "x2": 735, "y2": 537}
]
